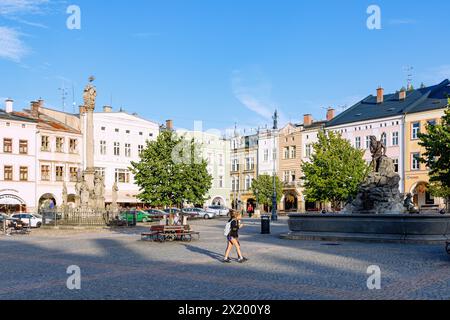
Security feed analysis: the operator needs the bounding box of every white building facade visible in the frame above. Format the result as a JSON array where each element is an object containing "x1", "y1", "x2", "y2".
[
  {"x1": 258, "y1": 128, "x2": 278, "y2": 177},
  {"x1": 0, "y1": 100, "x2": 38, "y2": 213},
  {"x1": 177, "y1": 129, "x2": 231, "y2": 208},
  {"x1": 89, "y1": 108, "x2": 160, "y2": 207}
]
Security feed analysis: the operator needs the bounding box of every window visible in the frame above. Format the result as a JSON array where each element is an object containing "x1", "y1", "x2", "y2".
[
  {"x1": 290, "y1": 146, "x2": 297, "y2": 159},
  {"x1": 69, "y1": 139, "x2": 78, "y2": 153},
  {"x1": 101, "y1": 127, "x2": 106, "y2": 131},
  {"x1": 3, "y1": 138, "x2": 12, "y2": 153},
  {"x1": 355, "y1": 137, "x2": 361, "y2": 149},
  {"x1": 381, "y1": 134, "x2": 387, "y2": 147},
  {"x1": 284, "y1": 147, "x2": 289, "y2": 159},
  {"x1": 393, "y1": 159, "x2": 399, "y2": 173},
  {"x1": 427, "y1": 119, "x2": 436, "y2": 127},
  {"x1": 100, "y1": 141, "x2": 107, "y2": 155},
  {"x1": 232, "y1": 177, "x2": 239, "y2": 191},
  {"x1": 55, "y1": 166, "x2": 64, "y2": 182},
  {"x1": 138, "y1": 145, "x2": 144, "y2": 155},
  {"x1": 4, "y1": 166, "x2": 13, "y2": 181},
  {"x1": 365, "y1": 136, "x2": 371, "y2": 149},
  {"x1": 126, "y1": 130, "x2": 130, "y2": 134},
  {"x1": 41, "y1": 136, "x2": 50, "y2": 151},
  {"x1": 392, "y1": 132, "x2": 399, "y2": 146},
  {"x1": 284, "y1": 171, "x2": 290, "y2": 182},
  {"x1": 264, "y1": 149, "x2": 269, "y2": 162},
  {"x1": 411, "y1": 153, "x2": 420, "y2": 170},
  {"x1": 232, "y1": 159, "x2": 239, "y2": 172},
  {"x1": 149, "y1": 133, "x2": 153, "y2": 137},
  {"x1": 125, "y1": 143, "x2": 131, "y2": 157},
  {"x1": 56, "y1": 137, "x2": 64, "y2": 153},
  {"x1": 70, "y1": 167, "x2": 78, "y2": 182},
  {"x1": 114, "y1": 142, "x2": 120, "y2": 156},
  {"x1": 245, "y1": 176, "x2": 252, "y2": 190},
  {"x1": 412, "y1": 122, "x2": 420, "y2": 139},
  {"x1": 115, "y1": 128, "x2": 119, "y2": 133},
  {"x1": 291, "y1": 171, "x2": 296, "y2": 182},
  {"x1": 95, "y1": 167, "x2": 105, "y2": 178},
  {"x1": 20, "y1": 167, "x2": 28, "y2": 181},
  {"x1": 115, "y1": 169, "x2": 130, "y2": 183},
  {"x1": 139, "y1": 132, "x2": 143, "y2": 136},
  {"x1": 218, "y1": 176, "x2": 224, "y2": 188},
  {"x1": 19, "y1": 140, "x2": 28, "y2": 154},
  {"x1": 305, "y1": 144, "x2": 312, "y2": 158},
  {"x1": 218, "y1": 154, "x2": 224, "y2": 166},
  {"x1": 41, "y1": 165, "x2": 50, "y2": 181}
]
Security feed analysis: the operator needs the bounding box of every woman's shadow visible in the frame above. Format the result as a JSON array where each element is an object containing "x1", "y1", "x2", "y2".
[{"x1": 183, "y1": 244, "x2": 228, "y2": 262}]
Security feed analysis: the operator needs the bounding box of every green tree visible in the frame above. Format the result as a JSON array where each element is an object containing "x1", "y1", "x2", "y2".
[
  {"x1": 419, "y1": 106, "x2": 450, "y2": 212},
  {"x1": 250, "y1": 174, "x2": 283, "y2": 212},
  {"x1": 130, "y1": 130, "x2": 212, "y2": 208},
  {"x1": 301, "y1": 130, "x2": 370, "y2": 210}
]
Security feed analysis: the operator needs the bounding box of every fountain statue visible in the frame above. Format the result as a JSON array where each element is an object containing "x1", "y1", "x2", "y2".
[{"x1": 344, "y1": 133, "x2": 405, "y2": 214}]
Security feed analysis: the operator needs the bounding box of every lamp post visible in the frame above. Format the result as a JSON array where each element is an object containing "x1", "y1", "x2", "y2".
[{"x1": 271, "y1": 110, "x2": 278, "y2": 222}]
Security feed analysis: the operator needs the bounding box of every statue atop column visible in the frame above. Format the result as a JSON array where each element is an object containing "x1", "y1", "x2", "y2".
[{"x1": 83, "y1": 76, "x2": 97, "y2": 112}]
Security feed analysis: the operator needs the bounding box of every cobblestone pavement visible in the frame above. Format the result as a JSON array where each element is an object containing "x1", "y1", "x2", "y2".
[{"x1": 0, "y1": 217, "x2": 449, "y2": 300}]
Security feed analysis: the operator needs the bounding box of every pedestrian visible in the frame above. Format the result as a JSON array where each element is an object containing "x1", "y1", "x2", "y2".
[{"x1": 223, "y1": 210, "x2": 248, "y2": 263}]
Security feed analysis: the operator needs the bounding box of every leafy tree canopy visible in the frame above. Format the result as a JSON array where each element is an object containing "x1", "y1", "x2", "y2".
[
  {"x1": 301, "y1": 130, "x2": 370, "y2": 209},
  {"x1": 250, "y1": 174, "x2": 283, "y2": 211},
  {"x1": 130, "y1": 130, "x2": 212, "y2": 208}
]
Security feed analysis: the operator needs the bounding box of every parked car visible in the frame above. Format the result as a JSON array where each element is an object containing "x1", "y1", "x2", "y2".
[
  {"x1": 163, "y1": 208, "x2": 181, "y2": 215},
  {"x1": 182, "y1": 208, "x2": 215, "y2": 220},
  {"x1": 11, "y1": 213, "x2": 42, "y2": 228},
  {"x1": 119, "y1": 210, "x2": 153, "y2": 223},
  {"x1": 206, "y1": 205, "x2": 229, "y2": 217},
  {"x1": 145, "y1": 209, "x2": 167, "y2": 219}
]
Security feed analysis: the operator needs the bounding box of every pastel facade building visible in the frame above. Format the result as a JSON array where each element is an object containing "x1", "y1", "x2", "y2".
[
  {"x1": 403, "y1": 80, "x2": 449, "y2": 210},
  {"x1": 177, "y1": 129, "x2": 231, "y2": 207},
  {"x1": 257, "y1": 128, "x2": 278, "y2": 177},
  {"x1": 90, "y1": 107, "x2": 160, "y2": 207},
  {"x1": 278, "y1": 123, "x2": 304, "y2": 212},
  {"x1": 18, "y1": 100, "x2": 83, "y2": 209},
  {"x1": 0, "y1": 100, "x2": 38, "y2": 213},
  {"x1": 230, "y1": 133, "x2": 258, "y2": 212}
]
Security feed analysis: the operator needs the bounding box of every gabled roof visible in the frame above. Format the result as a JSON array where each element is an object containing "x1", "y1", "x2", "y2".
[
  {"x1": 326, "y1": 79, "x2": 450, "y2": 128},
  {"x1": 0, "y1": 109, "x2": 37, "y2": 123},
  {"x1": 15, "y1": 109, "x2": 81, "y2": 135}
]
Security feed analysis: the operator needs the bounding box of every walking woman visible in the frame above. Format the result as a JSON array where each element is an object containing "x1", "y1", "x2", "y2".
[{"x1": 223, "y1": 210, "x2": 248, "y2": 263}]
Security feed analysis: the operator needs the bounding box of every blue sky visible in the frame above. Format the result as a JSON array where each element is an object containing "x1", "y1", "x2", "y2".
[{"x1": 1, "y1": 0, "x2": 450, "y2": 133}]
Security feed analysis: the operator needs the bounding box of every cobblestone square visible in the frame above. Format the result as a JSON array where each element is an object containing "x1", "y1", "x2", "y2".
[{"x1": 0, "y1": 218, "x2": 449, "y2": 300}]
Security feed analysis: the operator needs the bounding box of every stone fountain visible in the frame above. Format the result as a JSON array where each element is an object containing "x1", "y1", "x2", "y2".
[{"x1": 282, "y1": 134, "x2": 450, "y2": 244}]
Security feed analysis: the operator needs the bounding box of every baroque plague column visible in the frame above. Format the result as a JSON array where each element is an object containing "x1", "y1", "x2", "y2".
[{"x1": 74, "y1": 77, "x2": 106, "y2": 211}]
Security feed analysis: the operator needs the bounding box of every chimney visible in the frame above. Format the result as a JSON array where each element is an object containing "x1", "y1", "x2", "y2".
[
  {"x1": 166, "y1": 120, "x2": 174, "y2": 130},
  {"x1": 303, "y1": 114, "x2": 313, "y2": 126},
  {"x1": 377, "y1": 87, "x2": 384, "y2": 104},
  {"x1": 103, "y1": 105, "x2": 112, "y2": 113},
  {"x1": 5, "y1": 99, "x2": 13, "y2": 113},
  {"x1": 399, "y1": 88, "x2": 406, "y2": 101},
  {"x1": 326, "y1": 108, "x2": 335, "y2": 121},
  {"x1": 38, "y1": 99, "x2": 44, "y2": 109},
  {"x1": 31, "y1": 101, "x2": 40, "y2": 117}
]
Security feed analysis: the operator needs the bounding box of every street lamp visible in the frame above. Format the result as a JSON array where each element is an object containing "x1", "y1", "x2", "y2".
[{"x1": 271, "y1": 110, "x2": 278, "y2": 222}]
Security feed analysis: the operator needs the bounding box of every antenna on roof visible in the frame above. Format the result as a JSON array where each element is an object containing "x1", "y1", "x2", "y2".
[
  {"x1": 71, "y1": 83, "x2": 76, "y2": 114},
  {"x1": 403, "y1": 65, "x2": 414, "y2": 91},
  {"x1": 58, "y1": 83, "x2": 68, "y2": 112}
]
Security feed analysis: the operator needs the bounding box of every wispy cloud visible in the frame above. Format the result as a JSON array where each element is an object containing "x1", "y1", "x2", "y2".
[
  {"x1": 231, "y1": 68, "x2": 280, "y2": 121},
  {"x1": 0, "y1": 27, "x2": 29, "y2": 61},
  {"x1": 0, "y1": 0, "x2": 49, "y2": 15}
]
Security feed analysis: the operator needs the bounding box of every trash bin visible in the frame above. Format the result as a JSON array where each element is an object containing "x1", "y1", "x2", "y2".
[{"x1": 261, "y1": 215, "x2": 271, "y2": 234}]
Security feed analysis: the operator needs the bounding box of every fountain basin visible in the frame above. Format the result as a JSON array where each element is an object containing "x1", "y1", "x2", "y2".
[{"x1": 281, "y1": 213, "x2": 450, "y2": 244}]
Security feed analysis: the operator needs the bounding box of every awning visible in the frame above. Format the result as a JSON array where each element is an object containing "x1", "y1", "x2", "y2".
[{"x1": 0, "y1": 194, "x2": 25, "y2": 205}]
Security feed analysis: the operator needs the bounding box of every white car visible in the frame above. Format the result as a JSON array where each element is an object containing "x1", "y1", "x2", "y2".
[
  {"x1": 11, "y1": 214, "x2": 43, "y2": 228},
  {"x1": 206, "y1": 205, "x2": 229, "y2": 217}
]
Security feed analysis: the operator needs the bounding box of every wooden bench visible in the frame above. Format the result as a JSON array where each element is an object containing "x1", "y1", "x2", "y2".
[{"x1": 141, "y1": 225, "x2": 199, "y2": 242}]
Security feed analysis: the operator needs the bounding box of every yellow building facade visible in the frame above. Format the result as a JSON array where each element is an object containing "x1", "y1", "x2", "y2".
[{"x1": 404, "y1": 109, "x2": 447, "y2": 210}]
